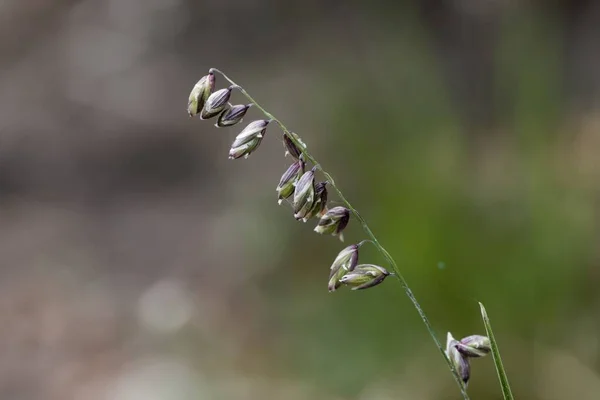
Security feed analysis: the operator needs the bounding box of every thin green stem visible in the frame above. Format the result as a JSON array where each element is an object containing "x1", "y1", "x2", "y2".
[{"x1": 211, "y1": 68, "x2": 470, "y2": 399}]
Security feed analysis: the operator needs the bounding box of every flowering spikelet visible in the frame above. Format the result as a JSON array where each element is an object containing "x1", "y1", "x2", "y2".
[
  {"x1": 339, "y1": 264, "x2": 390, "y2": 290},
  {"x1": 314, "y1": 206, "x2": 350, "y2": 241},
  {"x1": 216, "y1": 103, "x2": 252, "y2": 127},
  {"x1": 228, "y1": 138, "x2": 261, "y2": 160},
  {"x1": 276, "y1": 160, "x2": 305, "y2": 204},
  {"x1": 302, "y1": 181, "x2": 328, "y2": 221},
  {"x1": 201, "y1": 86, "x2": 234, "y2": 120},
  {"x1": 446, "y1": 332, "x2": 471, "y2": 387},
  {"x1": 188, "y1": 72, "x2": 215, "y2": 117},
  {"x1": 229, "y1": 119, "x2": 270, "y2": 159},
  {"x1": 328, "y1": 244, "x2": 360, "y2": 292},
  {"x1": 293, "y1": 167, "x2": 316, "y2": 221},
  {"x1": 283, "y1": 132, "x2": 306, "y2": 159},
  {"x1": 456, "y1": 335, "x2": 491, "y2": 358}
]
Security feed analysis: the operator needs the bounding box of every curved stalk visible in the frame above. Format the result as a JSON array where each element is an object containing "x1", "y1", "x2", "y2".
[{"x1": 210, "y1": 68, "x2": 470, "y2": 399}]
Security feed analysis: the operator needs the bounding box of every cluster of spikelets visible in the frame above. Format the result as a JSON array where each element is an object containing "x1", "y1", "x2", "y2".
[
  {"x1": 446, "y1": 332, "x2": 492, "y2": 387},
  {"x1": 189, "y1": 69, "x2": 494, "y2": 390},
  {"x1": 188, "y1": 69, "x2": 392, "y2": 292}
]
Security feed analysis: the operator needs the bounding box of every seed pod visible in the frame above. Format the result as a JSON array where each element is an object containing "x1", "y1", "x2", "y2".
[
  {"x1": 201, "y1": 86, "x2": 234, "y2": 120},
  {"x1": 446, "y1": 332, "x2": 470, "y2": 387},
  {"x1": 188, "y1": 72, "x2": 215, "y2": 117},
  {"x1": 302, "y1": 181, "x2": 328, "y2": 221},
  {"x1": 216, "y1": 103, "x2": 252, "y2": 127},
  {"x1": 456, "y1": 335, "x2": 491, "y2": 358},
  {"x1": 276, "y1": 160, "x2": 305, "y2": 204},
  {"x1": 283, "y1": 132, "x2": 306, "y2": 159},
  {"x1": 293, "y1": 167, "x2": 316, "y2": 221},
  {"x1": 339, "y1": 264, "x2": 389, "y2": 290},
  {"x1": 314, "y1": 206, "x2": 350, "y2": 241}
]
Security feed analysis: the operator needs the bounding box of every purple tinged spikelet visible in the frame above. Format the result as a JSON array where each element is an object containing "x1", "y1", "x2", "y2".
[
  {"x1": 456, "y1": 335, "x2": 491, "y2": 358},
  {"x1": 338, "y1": 264, "x2": 389, "y2": 290},
  {"x1": 276, "y1": 160, "x2": 305, "y2": 204},
  {"x1": 293, "y1": 167, "x2": 316, "y2": 221},
  {"x1": 314, "y1": 206, "x2": 350, "y2": 241},
  {"x1": 327, "y1": 243, "x2": 360, "y2": 292},
  {"x1": 188, "y1": 71, "x2": 215, "y2": 117},
  {"x1": 228, "y1": 120, "x2": 270, "y2": 160},
  {"x1": 201, "y1": 85, "x2": 234, "y2": 120},
  {"x1": 228, "y1": 137, "x2": 261, "y2": 160},
  {"x1": 446, "y1": 332, "x2": 471, "y2": 387},
  {"x1": 216, "y1": 103, "x2": 252, "y2": 127},
  {"x1": 303, "y1": 181, "x2": 328, "y2": 221},
  {"x1": 282, "y1": 132, "x2": 306, "y2": 159},
  {"x1": 231, "y1": 120, "x2": 269, "y2": 148}
]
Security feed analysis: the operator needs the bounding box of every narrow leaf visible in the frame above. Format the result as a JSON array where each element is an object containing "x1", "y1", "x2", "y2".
[{"x1": 479, "y1": 302, "x2": 514, "y2": 400}]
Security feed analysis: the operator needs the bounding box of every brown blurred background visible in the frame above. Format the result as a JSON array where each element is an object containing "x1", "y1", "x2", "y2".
[{"x1": 1, "y1": 0, "x2": 600, "y2": 399}]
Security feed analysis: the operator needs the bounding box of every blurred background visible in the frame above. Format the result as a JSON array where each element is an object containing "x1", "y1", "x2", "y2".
[{"x1": 1, "y1": 0, "x2": 599, "y2": 399}]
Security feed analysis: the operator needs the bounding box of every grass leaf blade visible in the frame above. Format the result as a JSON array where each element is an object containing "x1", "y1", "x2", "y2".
[{"x1": 479, "y1": 302, "x2": 514, "y2": 400}]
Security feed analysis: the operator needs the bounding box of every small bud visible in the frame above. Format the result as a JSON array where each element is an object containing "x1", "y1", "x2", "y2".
[
  {"x1": 228, "y1": 120, "x2": 270, "y2": 159},
  {"x1": 201, "y1": 85, "x2": 234, "y2": 120},
  {"x1": 339, "y1": 264, "x2": 390, "y2": 290},
  {"x1": 446, "y1": 333, "x2": 471, "y2": 387},
  {"x1": 276, "y1": 160, "x2": 305, "y2": 204},
  {"x1": 188, "y1": 72, "x2": 215, "y2": 117},
  {"x1": 216, "y1": 103, "x2": 252, "y2": 127},
  {"x1": 314, "y1": 206, "x2": 350, "y2": 241},
  {"x1": 283, "y1": 132, "x2": 306, "y2": 159},
  {"x1": 302, "y1": 181, "x2": 328, "y2": 221},
  {"x1": 293, "y1": 167, "x2": 316, "y2": 221},
  {"x1": 456, "y1": 335, "x2": 491, "y2": 358}
]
